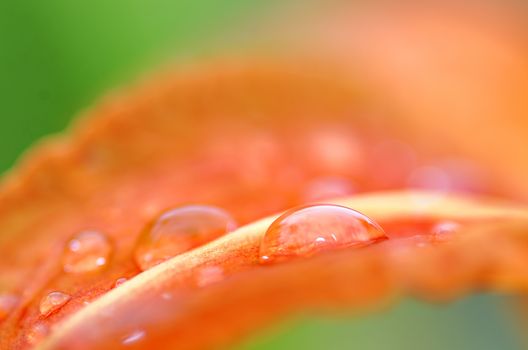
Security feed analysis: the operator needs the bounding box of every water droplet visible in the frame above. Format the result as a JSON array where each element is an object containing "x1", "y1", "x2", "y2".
[
  {"x1": 121, "y1": 329, "x2": 146, "y2": 345},
  {"x1": 114, "y1": 278, "x2": 128, "y2": 288},
  {"x1": 260, "y1": 204, "x2": 387, "y2": 263},
  {"x1": 62, "y1": 230, "x2": 112, "y2": 273},
  {"x1": 39, "y1": 291, "x2": 71, "y2": 316},
  {"x1": 134, "y1": 205, "x2": 237, "y2": 271},
  {"x1": 0, "y1": 293, "x2": 19, "y2": 321}
]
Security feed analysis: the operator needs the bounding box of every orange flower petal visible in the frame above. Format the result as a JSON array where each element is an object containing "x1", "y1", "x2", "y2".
[{"x1": 0, "y1": 58, "x2": 526, "y2": 349}]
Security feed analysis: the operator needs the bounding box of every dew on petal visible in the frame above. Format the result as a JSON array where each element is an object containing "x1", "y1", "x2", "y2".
[
  {"x1": 39, "y1": 291, "x2": 71, "y2": 317},
  {"x1": 134, "y1": 205, "x2": 237, "y2": 271},
  {"x1": 62, "y1": 230, "x2": 112, "y2": 273},
  {"x1": 260, "y1": 204, "x2": 387, "y2": 263},
  {"x1": 0, "y1": 293, "x2": 19, "y2": 321}
]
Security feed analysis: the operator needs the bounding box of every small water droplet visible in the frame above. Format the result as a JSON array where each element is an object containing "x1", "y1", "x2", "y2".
[
  {"x1": 0, "y1": 293, "x2": 19, "y2": 321},
  {"x1": 62, "y1": 230, "x2": 112, "y2": 273},
  {"x1": 134, "y1": 205, "x2": 237, "y2": 271},
  {"x1": 114, "y1": 278, "x2": 128, "y2": 288},
  {"x1": 121, "y1": 329, "x2": 146, "y2": 345},
  {"x1": 39, "y1": 291, "x2": 71, "y2": 316},
  {"x1": 260, "y1": 204, "x2": 387, "y2": 263}
]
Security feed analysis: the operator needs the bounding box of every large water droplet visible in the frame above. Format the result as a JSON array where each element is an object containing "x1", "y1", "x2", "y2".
[
  {"x1": 0, "y1": 293, "x2": 19, "y2": 321},
  {"x1": 62, "y1": 230, "x2": 112, "y2": 273},
  {"x1": 260, "y1": 204, "x2": 387, "y2": 263},
  {"x1": 134, "y1": 205, "x2": 237, "y2": 271},
  {"x1": 39, "y1": 291, "x2": 71, "y2": 317}
]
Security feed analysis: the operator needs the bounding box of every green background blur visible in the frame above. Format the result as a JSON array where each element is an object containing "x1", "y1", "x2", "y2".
[{"x1": 0, "y1": 1, "x2": 522, "y2": 349}]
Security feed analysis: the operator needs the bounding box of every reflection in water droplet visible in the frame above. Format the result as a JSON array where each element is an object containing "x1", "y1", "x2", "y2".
[
  {"x1": 62, "y1": 230, "x2": 112, "y2": 273},
  {"x1": 134, "y1": 205, "x2": 237, "y2": 271},
  {"x1": 39, "y1": 291, "x2": 71, "y2": 316},
  {"x1": 260, "y1": 204, "x2": 387, "y2": 263},
  {"x1": 122, "y1": 329, "x2": 146, "y2": 345},
  {"x1": 0, "y1": 293, "x2": 19, "y2": 321}
]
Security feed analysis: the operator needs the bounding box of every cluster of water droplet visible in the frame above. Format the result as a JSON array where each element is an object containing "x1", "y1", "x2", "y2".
[
  {"x1": 3, "y1": 125, "x2": 477, "y2": 350},
  {"x1": 31, "y1": 230, "x2": 113, "y2": 321}
]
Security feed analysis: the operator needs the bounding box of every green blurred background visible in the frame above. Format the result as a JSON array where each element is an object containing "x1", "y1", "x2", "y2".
[{"x1": 0, "y1": 1, "x2": 523, "y2": 349}]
